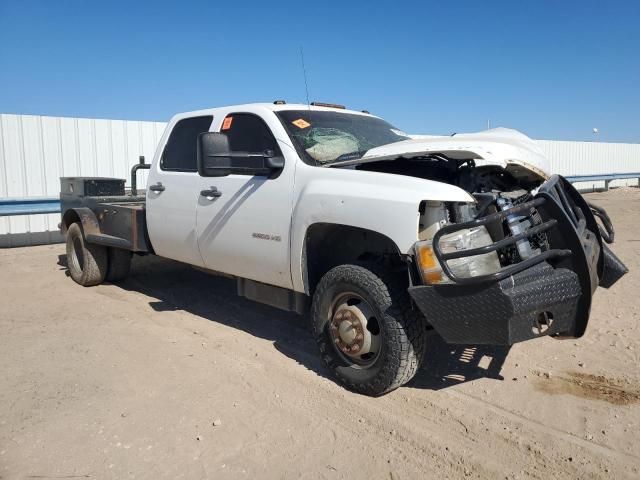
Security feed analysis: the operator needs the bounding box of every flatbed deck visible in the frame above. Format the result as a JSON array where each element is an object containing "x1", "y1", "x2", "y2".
[{"x1": 60, "y1": 178, "x2": 151, "y2": 253}]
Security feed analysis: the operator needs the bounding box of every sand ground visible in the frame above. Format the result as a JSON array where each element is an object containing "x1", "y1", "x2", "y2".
[{"x1": 1, "y1": 188, "x2": 639, "y2": 479}]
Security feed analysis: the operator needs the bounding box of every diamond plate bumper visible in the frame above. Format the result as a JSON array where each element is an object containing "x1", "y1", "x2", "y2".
[
  {"x1": 409, "y1": 262, "x2": 581, "y2": 344},
  {"x1": 408, "y1": 175, "x2": 627, "y2": 345}
]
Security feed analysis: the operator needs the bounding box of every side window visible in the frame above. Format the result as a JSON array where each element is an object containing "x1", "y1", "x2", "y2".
[
  {"x1": 161, "y1": 115, "x2": 213, "y2": 171},
  {"x1": 221, "y1": 113, "x2": 281, "y2": 155}
]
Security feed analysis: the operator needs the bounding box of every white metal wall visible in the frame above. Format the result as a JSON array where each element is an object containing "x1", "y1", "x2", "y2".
[
  {"x1": 0, "y1": 113, "x2": 639, "y2": 247},
  {"x1": 537, "y1": 139, "x2": 640, "y2": 190},
  {"x1": 0, "y1": 114, "x2": 166, "y2": 246}
]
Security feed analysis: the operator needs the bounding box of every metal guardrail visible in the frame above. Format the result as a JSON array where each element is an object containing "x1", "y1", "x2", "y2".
[
  {"x1": 565, "y1": 173, "x2": 640, "y2": 190},
  {"x1": 0, "y1": 197, "x2": 60, "y2": 217}
]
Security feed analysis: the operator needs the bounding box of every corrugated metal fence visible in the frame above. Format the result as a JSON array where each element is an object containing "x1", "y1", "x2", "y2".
[
  {"x1": 537, "y1": 139, "x2": 640, "y2": 189},
  {"x1": 0, "y1": 114, "x2": 165, "y2": 246},
  {"x1": 1, "y1": 113, "x2": 639, "y2": 247}
]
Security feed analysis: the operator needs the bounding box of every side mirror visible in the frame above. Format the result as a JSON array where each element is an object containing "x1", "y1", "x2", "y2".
[{"x1": 197, "y1": 132, "x2": 284, "y2": 177}]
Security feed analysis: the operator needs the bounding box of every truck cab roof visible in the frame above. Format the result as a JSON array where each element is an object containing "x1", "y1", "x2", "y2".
[{"x1": 171, "y1": 102, "x2": 376, "y2": 121}]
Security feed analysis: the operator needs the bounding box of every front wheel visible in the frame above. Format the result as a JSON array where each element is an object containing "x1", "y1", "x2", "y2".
[{"x1": 311, "y1": 264, "x2": 426, "y2": 396}]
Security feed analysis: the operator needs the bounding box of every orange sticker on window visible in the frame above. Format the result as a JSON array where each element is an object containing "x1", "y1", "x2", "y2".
[
  {"x1": 222, "y1": 116, "x2": 233, "y2": 130},
  {"x1": 292, "y1": 118, "x2": 311, "y2": 129}
]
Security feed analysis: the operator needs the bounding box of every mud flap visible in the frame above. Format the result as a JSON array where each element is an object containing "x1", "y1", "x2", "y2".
[{"x1": 599, "y1": 244, "x2": 629, "y2": 289}]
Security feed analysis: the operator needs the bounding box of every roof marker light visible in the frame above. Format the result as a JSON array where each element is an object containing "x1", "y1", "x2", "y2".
[{"x1": 310, "y1": 102, "x2": 346, "y2": 109}]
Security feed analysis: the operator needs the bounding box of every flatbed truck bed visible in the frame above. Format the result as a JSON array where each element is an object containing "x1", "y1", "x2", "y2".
[{"x1": 60, "y1": 177, "x2": 151, "y2": 253}]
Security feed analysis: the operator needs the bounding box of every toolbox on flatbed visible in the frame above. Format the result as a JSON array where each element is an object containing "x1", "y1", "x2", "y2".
[{"x1": 61, "y1": 177, "x2": 126, "y2": 197}]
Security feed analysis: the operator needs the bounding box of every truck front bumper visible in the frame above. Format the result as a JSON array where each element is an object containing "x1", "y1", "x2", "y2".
[{"x1": 408, "y1": 175, "x2": 628, "y2": 345}]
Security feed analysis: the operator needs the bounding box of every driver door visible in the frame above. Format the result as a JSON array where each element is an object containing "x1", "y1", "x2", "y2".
[{"x1": 195, "y1": 112, "x2": 295, "y2": 289}]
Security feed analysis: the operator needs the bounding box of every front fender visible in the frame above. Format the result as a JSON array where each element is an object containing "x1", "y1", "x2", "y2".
[{"x1": 289, "y1": 166, "x2": 473, "y2": 292}]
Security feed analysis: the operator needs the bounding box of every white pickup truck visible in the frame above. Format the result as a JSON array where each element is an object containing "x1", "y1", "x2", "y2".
[{"x1": 59, "y1": 101, "x2": 628, "y2": 396}]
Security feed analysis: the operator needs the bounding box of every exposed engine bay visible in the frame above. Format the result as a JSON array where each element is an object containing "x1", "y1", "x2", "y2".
[
  {"x1": 354, "y1": 155, "x2": 550, "y2": 270},
  {"x1": 356, "y1": 156, "x2": 540, "y2": 193}
]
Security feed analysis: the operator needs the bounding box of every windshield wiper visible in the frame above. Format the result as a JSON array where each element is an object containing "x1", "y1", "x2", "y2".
[
  {"x1": 335, "y1": 150, "x2": 368, "y2": 162},
  {"x1": 322, "y1": 150, "x2": 370, "y2": 168}
]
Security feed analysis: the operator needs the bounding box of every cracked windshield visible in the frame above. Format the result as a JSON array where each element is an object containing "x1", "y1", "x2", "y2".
[{"x1": 276, "y1": 110, "x2": 410, "y2": 165}]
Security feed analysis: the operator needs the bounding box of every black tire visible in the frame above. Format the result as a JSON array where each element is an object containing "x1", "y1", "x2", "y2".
[
  {"x1": 311, "y1": 263, "x2": 426, "y2": 396},
  {"x1": 106, "y1": 247, "x2": 132, "y2": 282},
  {"x1": 66, "y1": 222, "x2": 108, "y2": 286}
]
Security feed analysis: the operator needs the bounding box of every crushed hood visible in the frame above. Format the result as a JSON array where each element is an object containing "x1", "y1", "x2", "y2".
[{"x1": 362, "y1": 128, "x2": 551, "y2": 181}]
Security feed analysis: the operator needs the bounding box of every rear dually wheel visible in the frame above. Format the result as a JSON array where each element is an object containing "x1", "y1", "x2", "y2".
[{"x1": 65, "y1": 222, "x2": 108, "y2": 286}]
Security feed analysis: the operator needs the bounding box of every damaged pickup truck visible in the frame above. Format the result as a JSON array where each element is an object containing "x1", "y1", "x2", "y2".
[{"x1": 59, "y1": 102, "x2": 628, "y2": 396}]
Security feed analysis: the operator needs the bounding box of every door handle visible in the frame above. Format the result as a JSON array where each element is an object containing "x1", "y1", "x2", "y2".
[
  {"x1": 149, "y1": 183, "x2": 165, "y2": 192},
  {"x1": 200, "y1": 187, "x2": 222, "y2": 198}
]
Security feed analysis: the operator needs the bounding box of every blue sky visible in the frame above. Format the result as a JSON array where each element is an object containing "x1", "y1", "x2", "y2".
[{"x1": 1, "y1": 0, "x2": 638, "y2": 142}]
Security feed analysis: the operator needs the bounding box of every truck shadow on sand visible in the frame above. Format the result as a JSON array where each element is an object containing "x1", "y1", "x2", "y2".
[{"x1": 58, "y1": 253, "x2": 510, "y2": 392}]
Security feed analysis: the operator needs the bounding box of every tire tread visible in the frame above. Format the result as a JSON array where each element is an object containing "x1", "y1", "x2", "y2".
[
  {"x1": 66, "y1": 222, "x2": 107, "y2": 286},
  {"x1": 311, "y1": 263, "x2": 426, "y2": 396}
]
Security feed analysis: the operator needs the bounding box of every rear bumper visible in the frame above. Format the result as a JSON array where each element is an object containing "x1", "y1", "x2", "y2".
[{"x1": 409, "y1": 175, "x2": 628, "y2": 345}]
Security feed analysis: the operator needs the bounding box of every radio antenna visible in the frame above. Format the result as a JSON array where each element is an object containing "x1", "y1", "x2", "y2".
[{"x1": 300, "y1": 46, "x2": 311, "y2": 109}]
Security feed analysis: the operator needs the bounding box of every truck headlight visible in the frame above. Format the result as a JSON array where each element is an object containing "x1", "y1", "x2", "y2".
[{"x1": 415, "y1": 226, "x2": 501, "y2": 284}]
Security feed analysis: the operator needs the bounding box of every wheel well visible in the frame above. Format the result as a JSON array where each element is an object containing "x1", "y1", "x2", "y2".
[
  {"x1": 303, "y1": 223, "x2": 406, "y2": 295},
  {"x1": 60, "y1": 210, "x2": 80, "y2": 234}
]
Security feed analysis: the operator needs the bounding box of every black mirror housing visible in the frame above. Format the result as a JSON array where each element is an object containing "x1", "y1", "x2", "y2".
[
  {"x1": 197, "y1": 132, "x2": 284, "y2": 177},
  {"x1": 197, "y1": 132, "x2": 232, "y2": 177}
]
